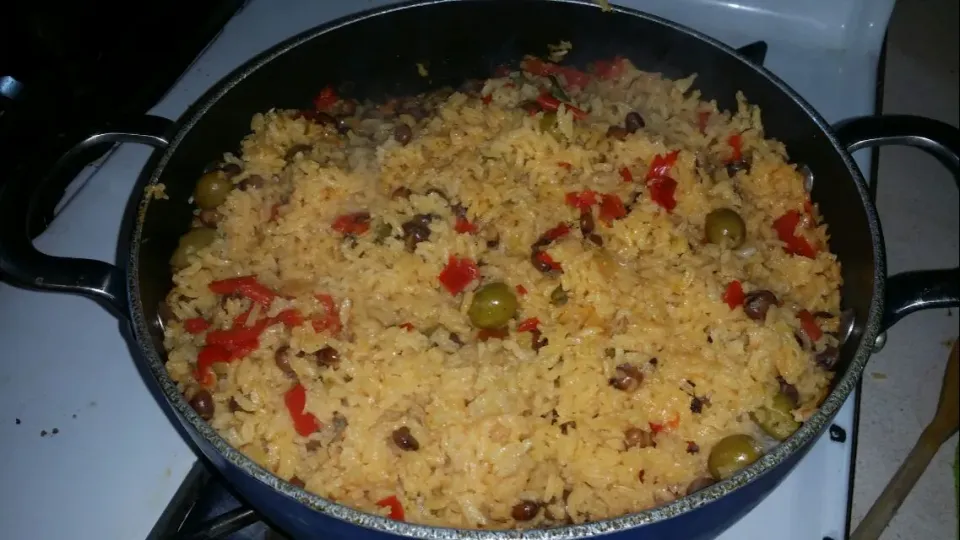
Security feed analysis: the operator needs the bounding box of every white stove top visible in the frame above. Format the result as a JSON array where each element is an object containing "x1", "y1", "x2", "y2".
[{"x1": 0, "y1": 1, "x2": 895, "y2": 538}]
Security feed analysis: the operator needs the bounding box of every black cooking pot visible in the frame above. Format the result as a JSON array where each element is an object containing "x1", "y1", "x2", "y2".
[{"x1": 1, "y1": 1, "x2": 958, "y2": 539}]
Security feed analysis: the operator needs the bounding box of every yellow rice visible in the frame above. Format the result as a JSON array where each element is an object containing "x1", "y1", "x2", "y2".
[{"x1": 162, "y1": 58, "x2": 841, "y2": 529}]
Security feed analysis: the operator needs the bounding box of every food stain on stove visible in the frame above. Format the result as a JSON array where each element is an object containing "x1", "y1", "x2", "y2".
[
  {"x1": 40, "y1": 427, "x2": 61, "y2": 437},
  {"x1": 15, "y1": 418, "x2": 21, "y2": 425}
]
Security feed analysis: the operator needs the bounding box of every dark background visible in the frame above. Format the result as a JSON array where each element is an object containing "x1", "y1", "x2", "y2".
[{"x1": 0, "y1": 0, "x2": 245, "y2": 236}]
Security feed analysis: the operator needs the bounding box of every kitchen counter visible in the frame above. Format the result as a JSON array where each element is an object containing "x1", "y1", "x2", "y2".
[{"x1": 850, "y1": 0, "x2": 960, "y2": 538}]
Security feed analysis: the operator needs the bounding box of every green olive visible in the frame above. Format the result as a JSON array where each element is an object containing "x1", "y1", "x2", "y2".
[
  {"x1": 539, "y1": 111, "x2": 564, "y2": 140},
  {"x1": 468, "y1": 282, "x2": 518, "y2": 329},
  {"x1": 704, "y1": 208, "x2": 746, "y2": 248},
  {"x1": 751, "y1": 393, "x2": 801, "y2": 441},
  {"x1": 707, "y1": 434, "x2": 760, "y2": 480},
  {"x1": 550, "y1": 286, "x2": 569, "y2": 306},
  {"x1": 170, "y1": 228, "x2": 217, "y2": 269},
  {"x1": 194, "y1": 171, "x2": 234, "y2": 210}
]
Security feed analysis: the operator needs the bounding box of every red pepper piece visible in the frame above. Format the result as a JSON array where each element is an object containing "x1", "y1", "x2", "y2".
[
  {"x1": 773, "y1": 211, "x2": 817, "y2": 258},
  {"x1": 184, "y1": 317, "x2": 211, "y2": 334},
  {"x1": 535, "y1": 93, "x2": 587, "y2": 120},
  {"x1": 233, "y1": 308, "x2": 254, "y2": 327},
  {"x1": 477, "y1": 327, "x2": 509, "y2": 341},
  {"x1": 481, "y1": 94, "x2": 493, "y2": 105},
  {"x1": 697, "y1": 111, "x2": 711, "y2": 134},
  {"x1": 533, "y1": 251, "x2": 562, "y2": 272},
  {"x1": 723, "y1": 280, "x2": 745, "y2": 309},
  {"x1": 543, "y1": 222, "x2": 571, "y2": 241},
  {"x1": 647, "y1": 176, "x2": 678, "y2": 212},
  {"x1": 376, "y1": 495, "x2": 405, "y2": 521},
  {"x1": 598, "y1": 193, "x2": 627, "y2": 225},
  {"x1": 274, "y1": 309, "x2": 305, "y2": 328},
  {"x1": 649, "y1": 413, "x2": 680, "y2": 434},
  {"x1": 517, "y1": 317, "x2": 540, "y2": 333},
  {"x1": 194, "y1": 344, "x2": 233, "y2": 386},
  {"x1": 564, "y1": 190, "x2": 598, "y2": 210},
  {"x1": 206, "y1": 319, "x2": 271, "y2": 348},
  {"x1": 331, "y1": 212, "x2": 371, "y2": 235},
  {"x1": 728, "y1": 134, "x2": 743, "y2": 162},
  {"x1": 558, "y1": 162, "x2": 572, "y2": 171},
  {"x1": 645, "y1": 150, "x2": 681, "y2": 181},
  {"x1": 438, "y1": 256, "x2": 479, "y2": 295},
  {"x1": 311, "y1": 294, "x2": 341, "y2": 335},
  {"x1": 521, "y1": 58, "x2": 591, "y2": 89},
  {"x1": 797, "y1": 310, "x2": 823, "y2": 342},
  {"x1": 454, "y1": 216, "x2": 477, "y2": 234},
  {"x1": 284, "y1": 384, "x2": 321, "y2": 436},
  {"x1": 209, "y1": 276, "x2": 277, "y2": 307},
  {"x1": 399, "y1": 322, "x2": 415, "y2": 332},
  {"x1": 594, "y1": 56, "x2": 628, "y2": 80},
  {"x1": 312, "y1": 85, "x2": 338, "y2": 111},
  {"x1": 619, "y1": 167, "x2": 633, "y2": 183},
  {"x1": 515, "y1": 284, "x2": 527, "y2": 296},
  {"x1": 226, "y1": 340, "x2": 259, "y2": 360}
]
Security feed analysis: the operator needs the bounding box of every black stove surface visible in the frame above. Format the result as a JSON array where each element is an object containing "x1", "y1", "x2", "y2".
[
  {"x1": 149, "y1": 39, "x2": 769, "y2": 540},
  {"x1": 0, "y1": 0, "x2": 246, "y2": 238}
]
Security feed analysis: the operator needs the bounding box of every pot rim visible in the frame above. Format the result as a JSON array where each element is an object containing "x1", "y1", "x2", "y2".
[{"x1": 127, "y1": 0, "x2": 885, "y2": 537}]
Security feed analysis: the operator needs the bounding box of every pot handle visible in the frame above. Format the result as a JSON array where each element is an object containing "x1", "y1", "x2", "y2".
[
  {"x1": 833, "y1": 115, "x2": 960, "y2": 331},
  {"x1": 0, "y1": 115, "x2": 173, "y2": 318}
]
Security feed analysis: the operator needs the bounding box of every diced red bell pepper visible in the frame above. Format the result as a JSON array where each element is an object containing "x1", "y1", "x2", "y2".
[
  {"x1": 209, "y1": 276, "x2": 277, "y2": 307},
  {"x1": 728, "y1": 134, "x2": 743, "y2": 162},
  {"x1": 517, "y1": 317, "x2": 540, "y2": 332},
  {"x1": 311, "y1": 294, "x2": 341, "y2": 335},
  {"x1": 723, "y1": 280, "x2": 745, "y2": 309},
  {"x1": 226, "y1": 340, "x2": 260, "y2": 360},
  {"x1": 399, "y1": 322, "x2": 415, "y2": 332},
  {"x1": 376, "y1": 495, "x2": 405, "y2": 521},
  {"x1": 184, "y1": 317, "x2": 211, "y2": 334},
  {"x1": 645, "y1": 150, "x2": 681, "y2": 181},
  {"x1": 481, "y1": 94, "x2": 493, "y2": 105},
  {"x1": 521, "y1": 58, "x2": 592, "y2": 89},
  {"x1": 331, "y1": 212, "x2": 371, "y2": 235},
  {"x1": 647, "y1": 176, "x2": 678, "y2": 212},
  {"x1": 599, "y1": 194, "x2": 627, "y2": 225},
  {"x1": 558, "y1": 162, "x2": 572, "y2": 171},
  {"x1": 797, "y1": 309, "x2": 823, "y2": 342},
  {"x1": 233, "y1": 308, "x2": 255, "y2": 327},
  {"x1": 535, "y1": 93, "x2": 587, "y2": 120},
  {"x1": 564, "y1": 190, "x2": 598, "y2": 210},
  {"x1": 194, "y1": 344, "x2": 233, "y2": 386},
  {"x1": 454, "y1": 216, "x2": 477, "y2": 234},
  {"x1": 274, "y1": 309, "x2": 305, "y2": 328},
  {"x1": 533, "y1": 251, "x2": 562, "y2": 272},
  {"x1": 515, "y1": 284, "x2": 527, "y2": 296},
  {"x1": 773, "y1": 211, "x2": 817, "y2": 258},
  {"x1": 543, "y1": 222, "x2": 571, "y2": 241},
  {"x1": 312, "y1": 85, "x2": 338, "y2": 111},
  {"x1": 477, "y1": 327, "x2": 509, "y2": 341},
  {"x1": 284, "y1": 384, "x2": 321, "y2": 436},
  {"x1": 206, "y1": 318, "x2": 272, "y2": 348},
  {"x1": 438, "y1": 256, "x2": 479, "y2": 295},
  {"x1": 619, "y1": 167, "x2": 633, "y2": 183},
  {"x1": 697, "y1": 111, "x2": 711, "y2": 134},
  {"x1": 593, "y1": 56, "x2": 628, "y2": 80},
  {"x1": 649, "y1": 413, "x2": 680, "y2": 434}
]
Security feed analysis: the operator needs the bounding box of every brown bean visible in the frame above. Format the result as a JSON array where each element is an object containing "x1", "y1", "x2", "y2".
[
  {"x1": 284, "y1": 144, "x2": 312, "y2": 162},
  {"x1": 686, "y1": 441, "x2": 700, "y2": 454},
  {"x1": 579, "y1": 209, "x2": 595, "y2": 235},
  {"x1": 511, "y1": 500, "x2": 540, "y2": 521},
  {"x1": 685, "y1": 477, "x2": 716, "y2": 495},
  {"x1": 402, "y1": 219, "x2": 431, "y2": 252},
  {"x1": 189, "y1": 390, "x2": 215, "y2": 421},
  {"x1": 726, "y1": 159, "x2": 751, "y2": 176},
  {"x1": 743, "y1": 290, "x2": 778, "y2": 321},
  {"x1": 606, "y1": 125, "x2": 628, "y2": 141},
  {"x1": 394, "y1": 124, "x2": 413, "y2": 145},
  {"x1": 315, "y1": 346, "x2": 340, "y2": 369},
  {"x1": 690, "y1": 396, "x2": 706, "y2": 414},
  {"x1": 624, "y1": 112, "x2": 645, "y2": 133},
  {"x1": 532, "y1": 329, "x2": 548, "y2": 352},
  {"x1": 530, "y1": 250, "x2": 555, "y2": 273},
  {"x1": 391, "y1": 426, "x2": 419, "y2": 451},
  {"x1": 391, "y1": 186, "x2": 412, "y2": 200},
  {"x1": 777, "y1": 376, "x2": 800, "y2": 406},
  {"x1": 238, "y1": 174, "x2": 266, "y2": 191},
  {"x1": 587, "y1": 233, "x2": 604, "y2": 247},
  {"x1": 274, "y1": 346, "x2": 296, "y2": 378},
  {"x1": 289, "y1": 476, "x2": 306, "y2": 488},
  {"x1": 815, "y1": 345, "x2": 840, "y2": 370},
  {"x1": 624, "y1": 427, "x2": 655, "y2": 449},
  {"x1": 609, "y1": 363, "x2": 643, "y2": 392},
  {"x1": 198, "y1": 209, "x2": 221, "y2": 228}
]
